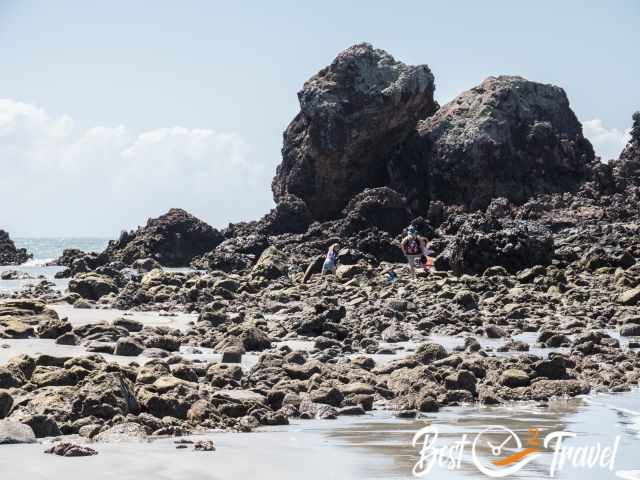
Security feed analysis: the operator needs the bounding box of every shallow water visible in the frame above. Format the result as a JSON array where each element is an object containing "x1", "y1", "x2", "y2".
[
  {"x1": 0, "y1": 337, "x2": 261, "y2": 370},
  {"x1": 0, "y1": 265, "x2": 68, "y2": 294},
  {"x1": 338, "y1": 392, "x2": 640, "y2": 479},
  {"x1": 1, "y1": 237, "x2": 108, "y2": 293},
  {"x1": 51, "y1": 305, "x2": 198, "y2": 331},
  {"x1": 0, "y1": 391, "x2": 638, "y2": 479}
]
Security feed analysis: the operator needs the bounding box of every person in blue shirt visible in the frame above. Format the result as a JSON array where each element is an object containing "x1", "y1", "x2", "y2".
[{"x1": 322, "y1": 243, "x2": 340, "y2": 276}]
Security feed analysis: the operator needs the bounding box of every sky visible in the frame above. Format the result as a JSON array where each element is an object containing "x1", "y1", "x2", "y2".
[{"x1": 0, "y1": 1, "x2": 638, "y2": 237}]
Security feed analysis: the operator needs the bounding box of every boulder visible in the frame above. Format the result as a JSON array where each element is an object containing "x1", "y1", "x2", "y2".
[
  {"x1": 414, "y1": 343, "x2": 448, "y2": 364},
  {"x1": 114, "y1": 337, "x2": 145, "y2": 356},
  {"x1": 0, "y1": 390, "x2": 13, "y2": 418},
  {"x1": 112, "y1": 317, "x2": 143, "y2": 333},
  {"x1": 31, "y1": 366, "x2": 77, "y2": 387},
  {"x1": 259, "y1": 195, "x2": 313, "y2": 235},
  {"x1": 500, "y1": 369, "x2": 530, "y2": 388},
  {"x1": 442, "y1": 215, "x2": 554, "y2": 275},
  {"x1": 534, "y1": 357, "x2": 567, "y2": 380},
  {"x1": 102, "y1": 208, "x2": 224, "y2": 267},
  {"x1": 75, "y1": 371, "x2": 139, "y2": 419},
  {"x1": 191, "y1": 440, "x2": 216, "y2": 451},
  {"x1": 221, "y1": 346, "x2": 244, "y2": 363},
  {"x1": 272, "y1": 42, "x2": 437, "y2": 219},
  {"x1": 252, "y1": 246, "x2": 288, "y2": 280},
  {"x1": 5, "y1": 354, "x2": 36, "y2": 378},
  {"x1": 444, "y1": 370, "x2": 477, "y2": 394},
  {"x1": 54, "y1": 248, "x2": 87, "y2": 267},
  {"x1": 0, "y1": 298, "x2": 48, "y2": 316},
  {"x1": 453, "y1": 290, "x2": 479, "y2": 310},
  {"x1": 0, "y1": 367, "x2": 24, "y2": 388},
  {"x1": 310, "y1": 387, "x2": 344, "y2": 407},
  {"x1": 0, "y1": 230, "x2": 32, "y2": 265},
  {"x1": 335, "y1": 264, "x2": 368, "y2": 280},
  {"x1": 68, "y1": 273, "x2": 118, "y2": 300},
  {"x1": 94, "y1": 422, "x2": 148, "y2": 443},
  {"x1": 22, "y1": 414, "x2": 61, "y2": 438},
  {"x1": 144, "y1": 335, "x2": 180, "y2": 352},
  {"x1": 0, "y1": 270, "x2": 33, "y2": 280},
  {"x1": 417, "y1": 75, "x2": 594, "y2": 209},
  {"x1": 340, "y1": 187, "x2": 410, "y2": 235},
  {"x1": 37, "y1": 318, "x2": 72, "y2": 339},
  {"x1": 486, "y1": 197, "x2": 512, "y2": 218},
  {"x1": 618, "y1": 287, "x2": 640, "y2": 306},
  {"x1": 132, "y1": 258, "x2": 162, "y2": 272},
  {"x1": 236, "y1": 327, "x2": 271, "y2": 352},
  {"x1": 485, "y1": 325, "x2": 507, "y2": 338},
  {"x1": 0, "y1": 419, "x2": 36, "y2": 444},
  {"x1": 0, "y1": 319, "x2": 35, "y2": 339},
  {"x1": 45, "y1": 442, "x2": 98, "y2": 457},
  {"x1": 612, "y1": 111, "x2": 640, "y2": 185},
  {"x1": 528, "y1": 380, "x2": 589, "y2": 400},
  {"x1": 620, "y1": 324, "x2": 640, "y2": 337}
]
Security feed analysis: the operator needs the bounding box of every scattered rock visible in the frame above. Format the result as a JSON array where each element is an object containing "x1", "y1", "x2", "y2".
[
  {"x1": 500, "y1": 369, "x2": 530, "y2": 388},
  {"x1": 45, "y1": 442, "x2": 98, "y2": 457},
  {"x1": 0, "y1": 420, "x2": 36, "y2": 444},
  {"x1": 114, "y1": 337, "x2": 145, "y2": 356}
]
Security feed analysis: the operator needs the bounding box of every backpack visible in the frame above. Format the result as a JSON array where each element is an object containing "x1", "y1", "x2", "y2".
[{"x1": 405, "y1": 238, "x2": 421, "y2": 255}]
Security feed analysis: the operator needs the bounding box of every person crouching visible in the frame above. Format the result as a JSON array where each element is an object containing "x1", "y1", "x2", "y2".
[{"x1": 322, "y1": 243, "x2": 340, "y2": 276}]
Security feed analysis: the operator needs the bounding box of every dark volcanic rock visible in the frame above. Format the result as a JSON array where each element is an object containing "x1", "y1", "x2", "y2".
[
  {"x1": 441, "y1": 215, "x2": 554, "y2": 275},
  {"x1": 102, "y1": 208, "x2": 223, "y2": 267},
  {"x1": 45, "y1": 442, "x2": 98, "y2": 457},
  {"x1": 0, "y1": 230, "x2": 32, "y2": 266},
  {"x1": 23, "y1": 414, "x2": 61, "y2": 438},
  {"x1": 340, "y1": 187, "x2": 410, "y2": 235},
  {"x1": 272, "y1": 42, "x2": 437, "y2": 220},
  {"x1": 0, "y1": 391, "x2": 13, "y2": 418},
  {"x1": 114, "y1": 337, "x2": 145, "y2": 356},
  {"x1": 195, "y1": 234, "x2": 269, "y2": 273},
  {"x1": 259, "y1": 195, "x2": 312, "y2": 235},
  {"x1": 68, "y1": 273, "x2": 118, "y2": 301},
  {"x1": 612, "y1": 111, "x2": 640, "y2": 186},
  {"x1": 55, "y1": 249, "x2": 86, "y2": 267},
  {"x1": 417, "y1": 76, "x2": 594, "y2": 210}
]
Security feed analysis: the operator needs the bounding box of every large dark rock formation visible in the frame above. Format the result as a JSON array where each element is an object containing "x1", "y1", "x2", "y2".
[
  {"x1": 436, "y1": 214, "x2": 554, "y2": 275},
  {"x1": 273, "y1": 46, "x2": 594, "y2": 221},
  {"x1": 612, "y1": 111, "x2": 640, "y2": 186},
  {"x1": 0, "y1": 231, "x2": 31, "y2": 266},
  {"x1": 417, "y1": 76, "x2": 595, "y2": 210},
  {"x1": 258, "y1": 195, "x2": 312, "y2": 235},
  {"x1": 272, "y1": 43, "x2": 437, "y2": 220},
  {"x1": 102, "y1": 209, "x2": 223, "y2": 267},
  {"x1": 339, "y1": 187, "x2": 410, "y2": 236}
]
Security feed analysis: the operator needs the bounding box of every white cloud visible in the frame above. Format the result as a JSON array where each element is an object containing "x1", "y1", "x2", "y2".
[
  {"x1": 583, "y1": 118, "x2": 631, "y2": 161},
  {"x1": 0, "y1": 99, "x2": 272, "y2": 237}
]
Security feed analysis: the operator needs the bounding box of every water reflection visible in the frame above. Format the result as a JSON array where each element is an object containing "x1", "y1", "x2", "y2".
[{"x1": 327, "y1": 391, "x2": 640, "y2": 479}]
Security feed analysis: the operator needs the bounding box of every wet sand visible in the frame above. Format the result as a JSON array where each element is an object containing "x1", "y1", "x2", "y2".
[{"x1": 1, "y1": 392, "x2": 638, "y2": 479}]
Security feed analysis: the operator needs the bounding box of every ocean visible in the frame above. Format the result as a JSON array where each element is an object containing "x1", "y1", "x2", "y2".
[
  {"x1": 0, "y1": 238, "x2": 111, "y2": 293},
  {"x1": 13, "y1": 237, "x2": 111, "y2": 265}
]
